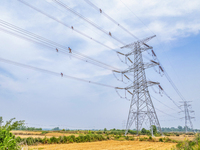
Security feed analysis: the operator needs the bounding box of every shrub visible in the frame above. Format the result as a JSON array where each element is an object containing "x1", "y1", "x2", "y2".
[
  {"x1": 0, "y1": 117, "x2": 24, "y2": 149},
  {"x1": 85, "y1": 135, "x2": 91, "y2": 142},
  {"x1": 97, "y1": 131, "x2": 102, "y2": 134},
  {"x1": 176, "y1": 140, "x2": 194, "y2": 149},
  {"x1": 141, "y1": 128, "x2": 147, "y2": 135},
  {"x1": 70, "y1": 135, "x2": 76, "y2": 142},
  {"x1": 175, "y1": 133, "x2": 180, "y2": 136},
  {"x1": 50, "y1": 136, "x2": 57, "y2": 144},
  {"x1": 139, "y1": 137, "x2": 144, "y2": 141},
  {"x1": 125, "y1": 136, "x2": 129, "y2": 140},
  {"x1": 165, "y1": 137, "x2": 171, "y2": 142},
  {"x1": 149, "y1": 136, "x2": 152, "y2": 140},
  {"x1": 25, "y1": 137, "x2": 35, "y2": 145},
  {"x1": 129, "y1": 137, "x2": 135, "y2": 141},
  {"x1": 159, "y1": 138, "x2": 163, "y2": 142},
  {"x1": 128, "y1": 130, "x2": 137, "y2": 135},
  {"x1": 41, "y1": 131, "x2": 48, "y2": 135}
]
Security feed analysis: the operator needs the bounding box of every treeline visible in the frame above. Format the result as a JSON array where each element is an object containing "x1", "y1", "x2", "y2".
[
  {"x1": 15, "y1": 125, "x2": 42, "y2": 131},
  {"x1": 48, "y1": 126, "x2": 158, "y2": 136},
  {"x1": 161, "y1": 126, "x2": 200, "y2": 132},
  {"x1": 16, "y1": 134, "x2": 106, "y2": 145}
]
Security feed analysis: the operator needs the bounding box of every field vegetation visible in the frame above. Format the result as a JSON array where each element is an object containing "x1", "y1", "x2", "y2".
[{"x1": 0, "y1": 117, "x2": 200, "y2": 150}]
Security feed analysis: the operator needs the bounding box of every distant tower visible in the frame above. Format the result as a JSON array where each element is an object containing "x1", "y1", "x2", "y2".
[
  {"x1": 117, "y1": 35, "x2": 163, "y2": 136},
  {"x1": 180, "y1": 101, "x2": 195, "y2": 133}
]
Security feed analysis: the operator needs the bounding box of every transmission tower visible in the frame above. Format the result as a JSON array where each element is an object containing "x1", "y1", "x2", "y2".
[
  {"x1": 115, "y1": 35, "x2": 163, "y2": 136},
  {"x1": 180, "y1": 101, "x2": 195, "y2": 133}
]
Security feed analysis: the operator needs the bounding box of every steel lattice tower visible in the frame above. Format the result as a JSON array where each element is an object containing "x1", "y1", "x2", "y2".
[
  {"x1": 180, "y1": 101, "x2": 195, "y2": 133},
  {"x1": 119, "y1": 35, "x2": 163, "y2": 136}
]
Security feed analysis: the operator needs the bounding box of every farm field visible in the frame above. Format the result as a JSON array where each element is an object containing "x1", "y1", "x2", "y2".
[
  {"x1": 12, "y1": 130, "x2": 195, "y2": 141},
  {"x1": 13, "y1": 130, "x2": 196, "y2": 149},
  {"x1": 154, "y1": 135, "x2": 194, "y2": 141},
  {"x1": 11, "y1": 130, "x2": 79, "y2": 138},
  {"x1": 27, "y1": 140, "x2": 177, "y2": 150}
]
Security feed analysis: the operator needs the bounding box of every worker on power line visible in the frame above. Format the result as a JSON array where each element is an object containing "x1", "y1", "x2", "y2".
[
  {"x1": 100, "y1": 9, "x2": 102, "y2": 13},
  {"x1": 61, "y1": 73, "x2": 63, "y2": 77},
  {"x1": 68, "y1": 47, "x2": 72, "y2": 53},
  {"x1": 56, "y1": 48, "x2": 58, "y2": 52},
  {"x1": 109, "y1": 32, "x2": 112, "y2": 36},
  {"x1": 71, "y1": 26, "x2": 74, "y2": 30}
]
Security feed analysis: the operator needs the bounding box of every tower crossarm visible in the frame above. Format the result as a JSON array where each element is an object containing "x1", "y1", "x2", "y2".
[
  {"x1": 121, "y1": 35, "x2": 156, "y2": 49},
  {"x1": 147, "y1": 81, "x2": 160, "y2": 87},
  {"x1": 124, "y1": 47, "x2": 153, "y2": 56},
  {"x1": 144, "y1": 60, "x2": 159, "y2": 69},
  {"x1": 124, "y1": 81, "x2": 159, "y2": 90},
  {"x1": 119, "y1": 60, "x2": 159, "y2": 74}
]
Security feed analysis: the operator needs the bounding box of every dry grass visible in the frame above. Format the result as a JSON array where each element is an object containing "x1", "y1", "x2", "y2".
[
  {"x1": 11, "y1": 130, "x2": 79, "y2": 138},
  {"x1": 132, "y1": 135, "x2": 194, "y2": 142},
  {"x1": 28, "y1": 140, "x2": 176, "y2": 150},
  {"x1": 11, "y1": 131, "x2": 42, "y2": 135},
  {"x1": 12, "y1": 131, "x2": 195, "y2": 142},
  {"x1": 154, "y1": 135, "x2": 194, "y2": 141}
]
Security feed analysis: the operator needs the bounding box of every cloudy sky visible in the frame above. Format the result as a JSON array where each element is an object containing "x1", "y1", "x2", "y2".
[{"x1": 0, "y1": 0, "x2": 200, "y2": 130}]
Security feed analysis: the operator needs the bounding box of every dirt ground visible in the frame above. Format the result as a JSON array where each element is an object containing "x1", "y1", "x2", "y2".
[{"x1": 27, "y1": 140, "x2": 177, "y2": 150}]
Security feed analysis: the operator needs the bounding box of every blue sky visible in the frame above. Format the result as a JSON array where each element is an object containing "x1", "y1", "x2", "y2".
[{"x1": 0, "y1": 0, "x2": 200, "y2": 130}]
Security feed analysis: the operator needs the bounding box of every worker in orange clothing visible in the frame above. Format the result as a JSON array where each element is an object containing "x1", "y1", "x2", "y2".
[{"x1": 68, "y1": 47, "x2": 72, "y2": 53}]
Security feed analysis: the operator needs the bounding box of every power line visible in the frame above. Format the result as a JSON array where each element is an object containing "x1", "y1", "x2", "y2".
[
  {"x1": 155, "y1": 108, "x2": 179, "y2": 119},
  {"x1": 151, "y1": 95, "x2": 177, "y2": 112},
  {"x1": 17, "y1": 0, "x2": 118, "y2": 51},
  {"x1": 162, "y1": 69, "x2": 186, "y2": 102},
  {"x1": 162, "y1": 90, "x2": 182, "y2": 110},
  {"x1": 52, "y1": 0, "x2": 126, "y2": 45},
  {"x1": 119, "y1": 0, "x2": 156, "y2": 36},
  {"x1": 6, "y1": 0, "x2": 189, "y2": 129},
  {"x1": 44, "y1": 0, "x2": 112, "y2": 44},
  {"x1": 0, "y1": 19, "x2": 120, "y2": 71},
  {"x1": 0, "y1": 57, "x2": 116, "y2": 89},
  {"x1": 119, "y1": 0, "x2": 188, "y2": 103},
  {"x1": 84, "y1": 0, "x2": 139, "y2": 40},
  {"x1": 150, "y1": 84, "x2": 182, "y2": 111},
  {"x1": 159, "y1": 118, "x2": 180, "y2": 122},
  {"x1": 0, "y1": 26, "x2": 115, "y2": 71}
]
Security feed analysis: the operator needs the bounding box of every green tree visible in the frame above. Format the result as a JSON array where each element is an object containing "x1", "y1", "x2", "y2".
[
  {"x1": 141, "y1": 128, "x2": 147, "y2": 134},
  {"x1": 151, "y1": 125, "x2": 157, "y2": 134},
  {"x1": 52, "y1": 127, "x2": 60, "y2": 131},
  {"x1": 0, "y1": 117, "x2": 24, "y2": 150},
  {"x1": 178, "y1": 125, "x2": 183, "y2": 131}
]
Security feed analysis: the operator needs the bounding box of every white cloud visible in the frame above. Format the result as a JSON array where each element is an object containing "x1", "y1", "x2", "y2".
[{"x1": 0, "y1": 0, "x2": 199, "y2": 129}]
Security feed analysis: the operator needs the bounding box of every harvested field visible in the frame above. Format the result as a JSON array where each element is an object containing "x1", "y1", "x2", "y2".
[
  {"x1": 27, "y1": 140, "x2": 176, "y2": 150},
  {"x1": 11, "y1": 131, "x2": 42, "y2": 135},
  {"x1": 11, "y1": 131, "x2": 79, "y2": 138},
  {"x1": 134, "y1": 135, "x2": 195, "y2": 142}
]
